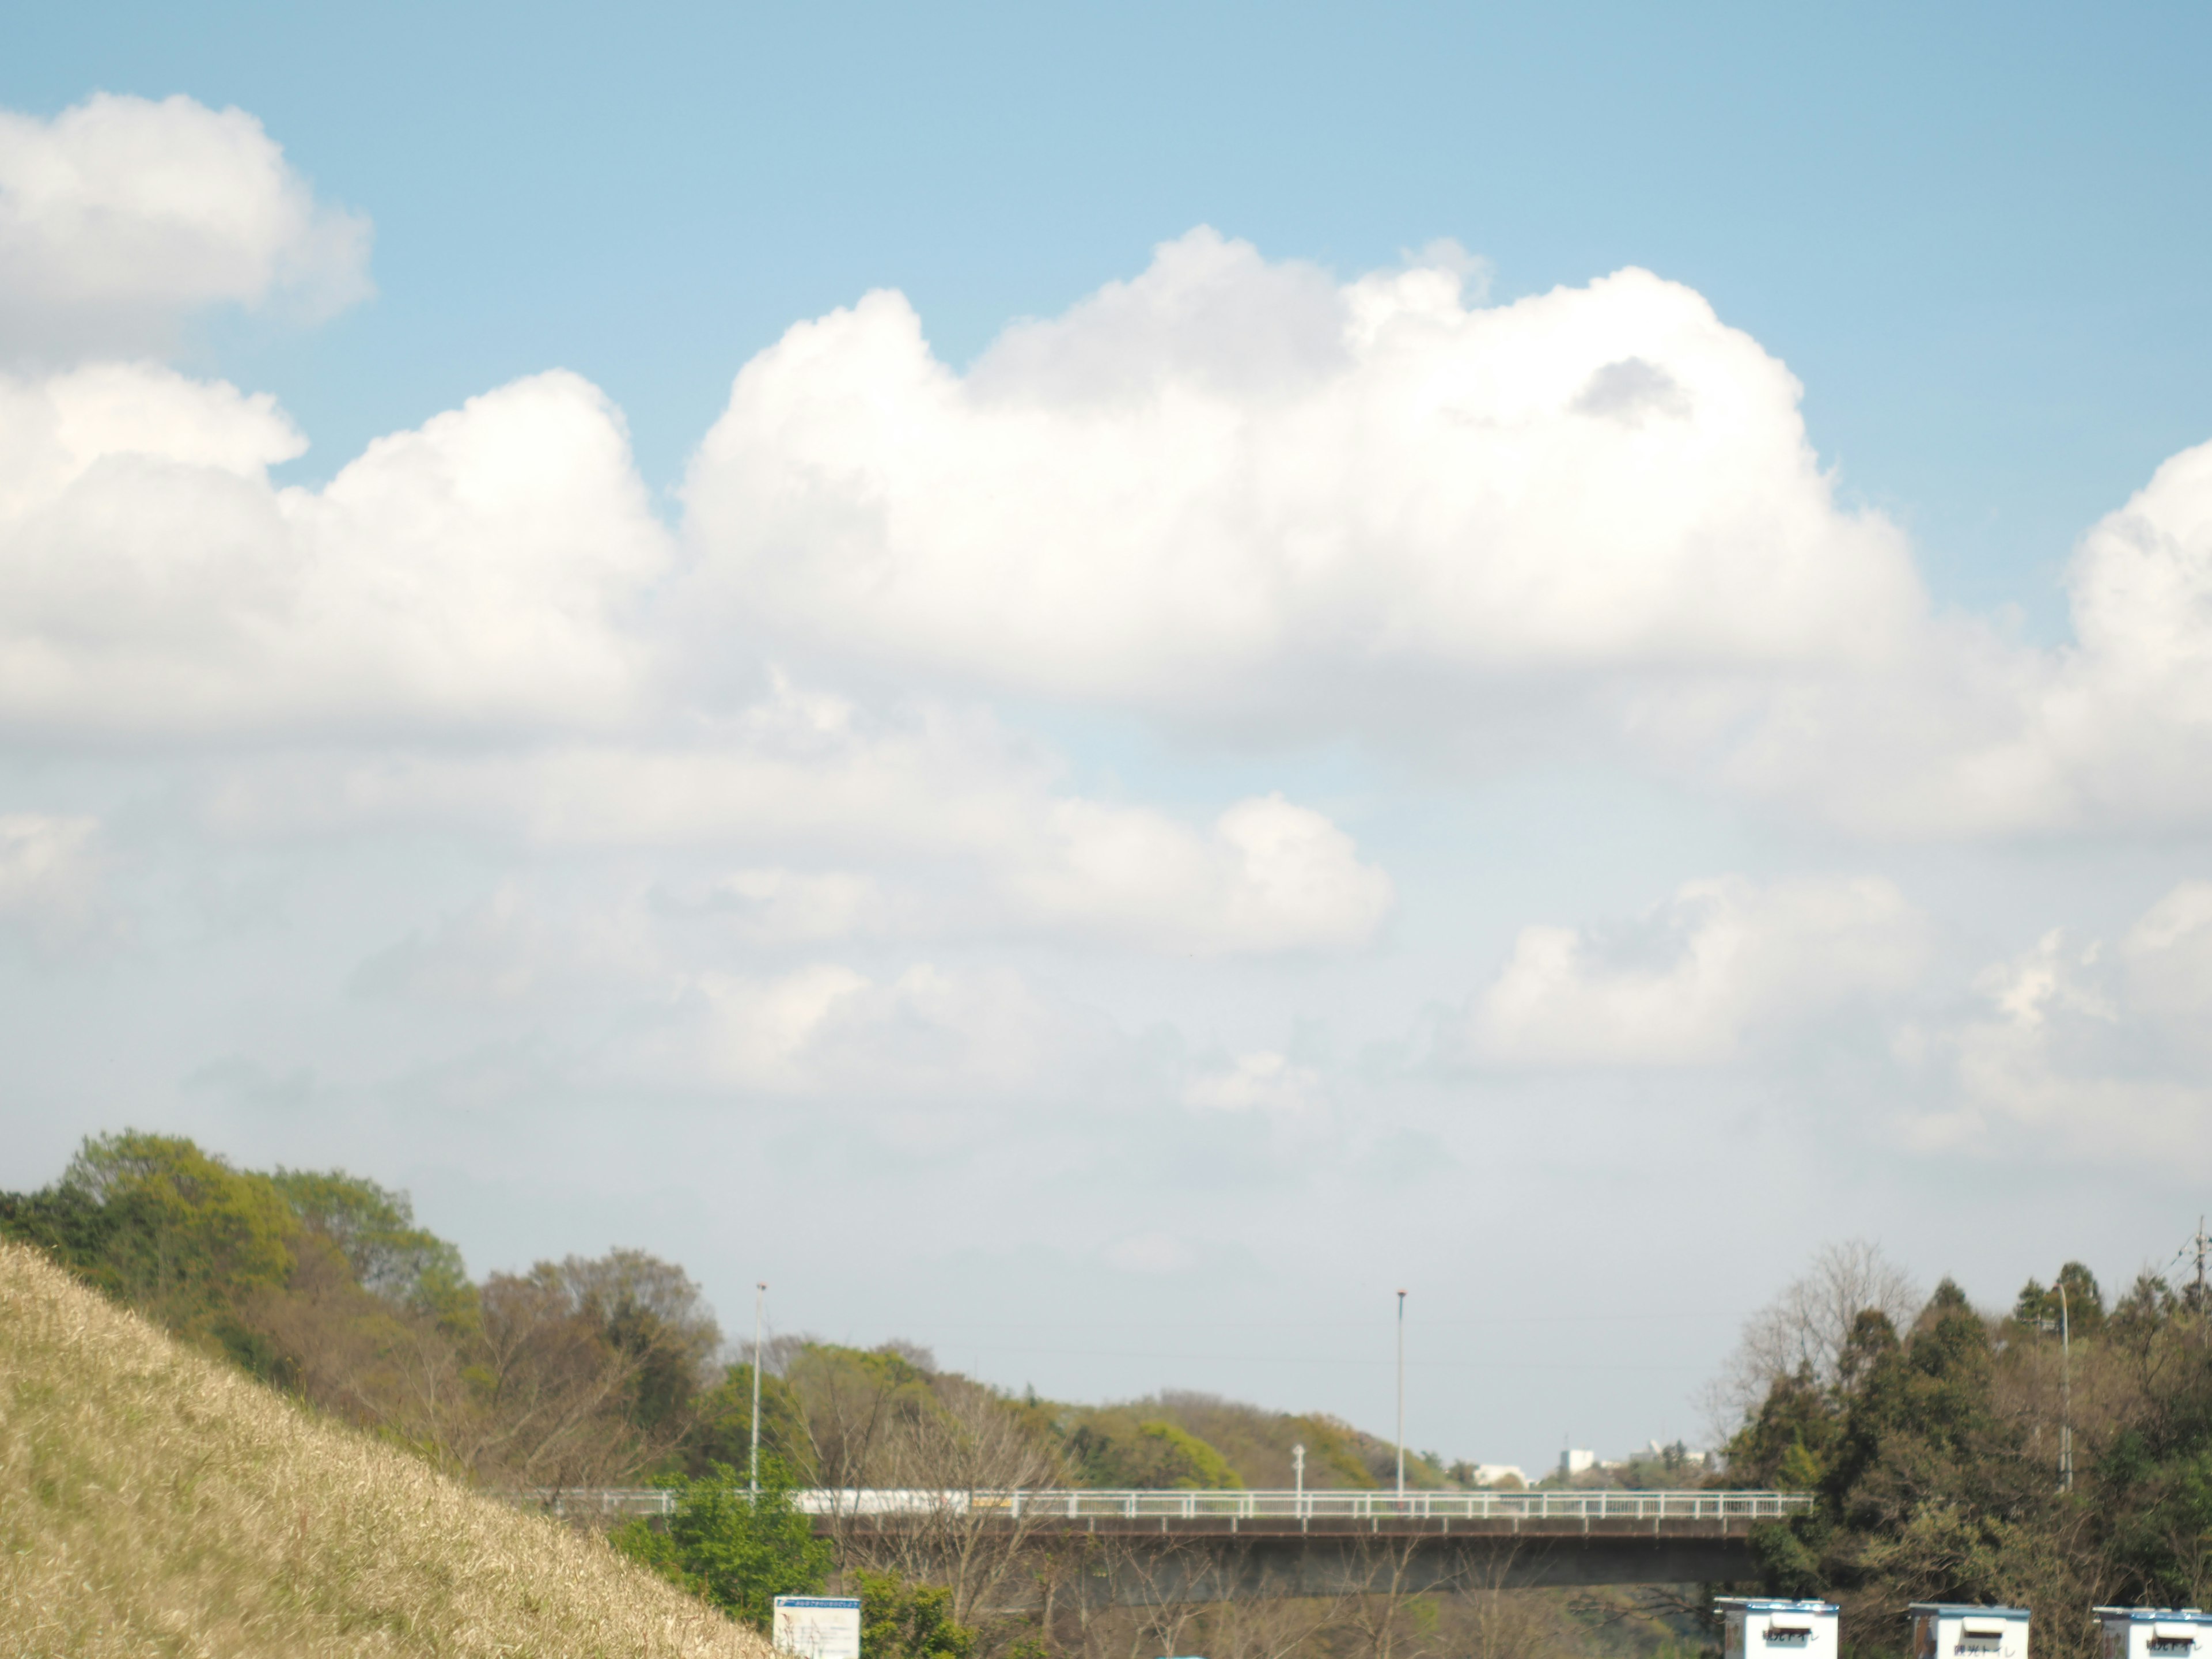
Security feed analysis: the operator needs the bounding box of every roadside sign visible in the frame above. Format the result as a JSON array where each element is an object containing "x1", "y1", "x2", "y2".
[{"x1": 774, "y1": 1596, "x2": 862, "y2": 1659}]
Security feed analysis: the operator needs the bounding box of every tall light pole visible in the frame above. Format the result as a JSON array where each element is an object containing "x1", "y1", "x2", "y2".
[
  {"x1": 2059, "y1": 1279, "x2": 2074, "y2": 1493},
  {"x1": 1395, "y1": 1289, "x2": 1407, "y2": 1498},
  {"x1": 1293, "y1": 1442, "x2": 1306, "y2": 1505},
  {"x1": 751, "y1": 1281, "x2": 766, "y2": 1498}
]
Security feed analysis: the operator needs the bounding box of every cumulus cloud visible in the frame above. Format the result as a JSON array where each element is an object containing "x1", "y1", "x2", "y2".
[
  {"x1": 1718, "y1": 436, "x2": 2212, "y2": 837},
  {"x1": 672, "y1": 226, "x2": 2212, "y2": 839},
  {"x1": 1900, "y1": 885, "x2": 2212, "y2": 1156},
  {"x1": 0, "y1": 364, "x2": 669, "y2": 737},
  {"x1": 1462, "y1": 875, "x2": 1929, "y2": 1067},
  {"x1": 682, "y1": 228, "x2": 1922, "y2": 725},
  {"x1": 0, "y1": 93, "x2": 371, "y2": 362}
]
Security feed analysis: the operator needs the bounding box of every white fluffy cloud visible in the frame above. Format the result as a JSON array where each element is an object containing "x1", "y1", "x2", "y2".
[
  {"x1": 0, "y1": 93, "x2": 370, "y2": 361},
  {"x1": 1463, "y1": 875, "x2": 1929, "y2": 1067},
  {"x1": 1719, "y1": 436, "x2": 2212, "y2": 836},
  {"x1": 675, "y1": 224, "x2": 2212, "y2": 838},
  {"x1": 0, "y1": 364, "x2": 668, "y2": 737},
  {"x1": 1900, "y1": 884, "x2": 2212, "y2": 1155},
  {"x1": 683, "y1": 228, "x2": 1922, "y2": 724}
]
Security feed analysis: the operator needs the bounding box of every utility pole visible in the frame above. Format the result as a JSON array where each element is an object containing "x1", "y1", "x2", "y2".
[
  {"x1": 1395, "y1": 1289, "x2": 1407, "y2": 1499},
  {"x1": 751, "y1": 1282, "x2": 766, "y2": 1498},
  {"x1": 2059, "y1": 1280, "x2": 2074, "y2": 1494}
]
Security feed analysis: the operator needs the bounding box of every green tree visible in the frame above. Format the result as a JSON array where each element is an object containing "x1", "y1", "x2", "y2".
[
  {"x1": 43, "y1": 1131, "x2": 299, "y2": 1362},
  {"x1": 266, "y1": 1167, "x2": 473, "y2": 1325},
  {"x1": 1062, "y1": 1408, "x2": 1243, "y2": 1488},
  {"x1": 612, "y1": 1456, "x2": 831, "y2": 1630},
  {"x1": 2013, "y1": 1263, "x2": 2107, "y2": 1338},
  {"x1": 855, "y1": 1570, "x2": 977, "y2": 1659},
  {"x1": 685, "y1": 1362, "x2": 815, "y2": 1480}
]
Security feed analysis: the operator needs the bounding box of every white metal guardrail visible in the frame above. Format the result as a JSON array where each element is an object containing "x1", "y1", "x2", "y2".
[{"x1": 500, "y1": 1488, "x2": 1813, "y2": 1522}]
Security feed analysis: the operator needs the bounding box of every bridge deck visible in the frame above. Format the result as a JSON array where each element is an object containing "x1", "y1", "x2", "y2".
[
  {"x1": 509, "y1": 1486, "x2": 1809, "y2": 1535},
  {"x1": 498, "y1": 1488, "x2": 1804, "y2": 1600}
]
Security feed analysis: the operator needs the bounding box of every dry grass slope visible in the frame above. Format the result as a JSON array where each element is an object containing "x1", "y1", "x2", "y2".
[{"x1": 0, "y1": 1240, "x2": 776, "y2": 1658}]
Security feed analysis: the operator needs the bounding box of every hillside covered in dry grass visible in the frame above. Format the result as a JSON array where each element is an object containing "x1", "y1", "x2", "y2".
[{"x1": 0, "y1": 1239, "x2": 776, "y2": 1658}]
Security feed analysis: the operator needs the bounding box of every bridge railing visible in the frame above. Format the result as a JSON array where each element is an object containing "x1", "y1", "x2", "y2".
[{"x1": 499, "y1": 1487, "x2": 1812, "y2": 1522}]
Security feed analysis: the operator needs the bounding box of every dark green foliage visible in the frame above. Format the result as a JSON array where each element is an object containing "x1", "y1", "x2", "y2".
[
  {"x1": 685, "y1": 1363, "x2": 813, "y2": 1480},
  {"x1": 1722, "y1": 1259, "x2": 2212, "y2": 1659},
  {"x1": 611, "y1": 1458, "x2": 832, "y2": 1630},
  {"x1": 855, "y1": 1570, "x2": 978, "y2": 1659}
]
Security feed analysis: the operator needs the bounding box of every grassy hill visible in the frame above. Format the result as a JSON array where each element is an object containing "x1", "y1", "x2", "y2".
[{"x1": 0, "y1": 1240, "x2": 772, "y2": 1658}]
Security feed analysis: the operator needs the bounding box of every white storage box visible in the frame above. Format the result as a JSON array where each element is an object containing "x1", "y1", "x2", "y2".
[
  {"x1": 1911, "y1": 1602, "x2": 2030, "y2": 1659},
  {"x1": 2097, "y1": 1609, "x2": 2212, "y2": 1659},
  {"x1": 1719, "y1": 1598, "x2": 1840, "y2": 1659}
]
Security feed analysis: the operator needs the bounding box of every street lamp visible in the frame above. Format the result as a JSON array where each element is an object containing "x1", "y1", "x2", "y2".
[
  {"x1": 1395, "y1": 1289, "x2": 1407, "y2": 1499},
  {"x1": 750, "y1": 1282, "x2": 766, "y2": 1497}
]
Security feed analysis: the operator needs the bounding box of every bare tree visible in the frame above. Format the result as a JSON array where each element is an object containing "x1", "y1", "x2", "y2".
[
  {"x1": 465, "y1": 1267, "x2": 659, "y2": 1488},
  {"x1": 843, "y1": 1374, "x2": 1071, "y2": 1627},
  {"x1": 1333, "y1": 1533, "x2": 1467, "y2": 1659},
  {"x1": 1706, "y1": 1238, "x2": 1921, "y2": 1437}
]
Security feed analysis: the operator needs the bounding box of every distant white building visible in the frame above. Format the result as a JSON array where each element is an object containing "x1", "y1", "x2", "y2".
[
  {"x1": 1560, "y1": 1448, "x2": 1598, "y2": 1476},
  {"x1": 1469, "y1": 1464, "x2": 1527, "y2": 1488}
]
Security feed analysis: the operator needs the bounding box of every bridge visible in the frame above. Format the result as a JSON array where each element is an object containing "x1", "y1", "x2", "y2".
[{"x1": 510, "y1": 1488, "x2": 1809, "y2": 1605}]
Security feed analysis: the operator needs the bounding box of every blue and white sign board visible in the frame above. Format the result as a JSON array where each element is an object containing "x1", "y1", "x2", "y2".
[
  {"x1": 1911, "y1": 1603, "x2": 2031, "y2": 1659},
  {"x1": 2097, "y1": 1608, "x2": 2212, "y2": 1659},
  {"x1": 1719, "y1": 1598, "x2": 1840, "y2": 1659},
  {"x1": 774, "y1": 1596, "x2": 862, "y2": 1659}
]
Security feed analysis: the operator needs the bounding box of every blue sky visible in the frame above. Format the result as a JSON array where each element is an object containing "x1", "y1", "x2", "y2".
[{"x1": 6, "y1": 2, "x2": 2212, "y2": 1474}]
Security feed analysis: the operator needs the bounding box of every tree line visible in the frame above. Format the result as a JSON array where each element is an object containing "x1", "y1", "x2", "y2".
[
  {"x1": 1721, "y1": 1240, "x2": 2212, "y2": 1658},
  {"x1": 71, "y1": 1133, "x2": 2187, "y2": 1659},
  {"x1": 7, "y1": 1130, "x2": 1584, "y2": 1659}
]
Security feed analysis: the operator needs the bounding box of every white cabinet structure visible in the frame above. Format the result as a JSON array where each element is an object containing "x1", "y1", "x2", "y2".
[
  {"x1": 2097, "y1": 1609, "x2": 2212, "y2": 1659},
  {"x1": 1718, "y1": 1598, "x2": 1839, "y2": 1659},
  {"x1": 1911, "y1": 1603, "x2": 2031, "y2": 1659}
]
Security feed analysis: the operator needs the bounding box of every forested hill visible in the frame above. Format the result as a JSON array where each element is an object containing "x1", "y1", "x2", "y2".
[{"x1": 0, "y1": 1130, "x2": 1446, "y2": 1496}]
